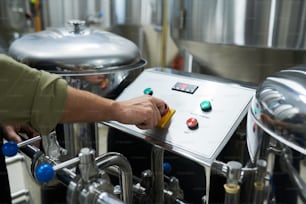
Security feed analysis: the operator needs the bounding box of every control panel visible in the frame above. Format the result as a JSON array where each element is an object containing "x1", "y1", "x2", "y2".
[{"x1": 105, "y1": 68, "x2": 255, "y2": 166}]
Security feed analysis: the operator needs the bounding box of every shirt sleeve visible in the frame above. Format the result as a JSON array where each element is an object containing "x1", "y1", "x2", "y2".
[{"x1": 0, "y1": 54, "x2": 68, "y2": 134}]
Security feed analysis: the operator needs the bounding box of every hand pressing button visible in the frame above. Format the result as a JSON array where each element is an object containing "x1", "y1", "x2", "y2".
[{"x1": 157, "y1": 108, "x2": 176, "y2": 128}]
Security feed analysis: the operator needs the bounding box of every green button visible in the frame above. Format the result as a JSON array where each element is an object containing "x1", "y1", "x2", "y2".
[
  {"x1": 144, "y1": 87, "x2": 153, "y2": 95},
  {"x1": 200, "y1": 101, "x2": 212, "y2": 112}
]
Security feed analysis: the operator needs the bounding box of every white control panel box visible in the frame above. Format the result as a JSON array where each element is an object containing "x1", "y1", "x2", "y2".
[{"x1": 105, "y1": 68, "x2": 255, "y2": 166}]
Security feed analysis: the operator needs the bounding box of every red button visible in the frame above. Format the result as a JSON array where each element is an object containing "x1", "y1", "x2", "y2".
[{"x1": 186, "y1": 118, "x2": 198, "y2": 130}]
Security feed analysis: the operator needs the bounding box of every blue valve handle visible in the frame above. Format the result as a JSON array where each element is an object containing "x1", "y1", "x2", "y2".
[
  {"x1": 2, "y1": 141, "x2": 18, "y2": 157},
  {"x1": 35, "y1": 157, "x2": 80, "y2": 183},
  {"x1": 35, "y1": 163, "x2": 55, "y2": 183},
  {"x1": 1, "y1": 136, "x2": 41, "y2": 157},
  {"x1": 163, "y1": 162, "x2": 172, "y2": 174}
]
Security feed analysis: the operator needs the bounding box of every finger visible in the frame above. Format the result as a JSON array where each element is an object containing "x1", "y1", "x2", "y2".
[
  {"x1": 136, "y1": 122, "x2": 150, "y2": 130},
  {"x1": 147, "y1": 103, "x2": 160, "y2": 127},
  {"x1": 137, "y1": 111, "x2": 157, "y2": 129},
  {"x1": 21, "y1": 125, "x2": 39, "y2": 137},
  {"x1": 153, "y1": 98, "x2": 168, "y2": 116},
  {"x1": 4, "y1": 126, "x2": 22, "y2": 143},
  {"x1": 160, "y1": 103, "x2": 169, "y2": 116}
]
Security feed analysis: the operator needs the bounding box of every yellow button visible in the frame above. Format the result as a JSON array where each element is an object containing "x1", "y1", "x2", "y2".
[{"x1": 157, "y1": 108, "x2": 176, "y2": 128}]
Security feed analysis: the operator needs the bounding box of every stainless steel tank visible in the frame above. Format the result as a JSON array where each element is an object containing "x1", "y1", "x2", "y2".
[
  {"x1": 40, "y1": 0, "x2": 112, "y2": 29},
  {"x1": 8, "y1": 20, "x2": 146, "y2": 159},
  {"x1": 0, "y1": 0, "x2": 31, "y2": 50},
  {"x1": 170, "y1": 0, "x2": 306, "y2": 84},
  {"x1": 247, "y1": 66, "x2": 306, "y2": 203},
  {"x1": 108, "y1": 0, "x2": 165, "y2": 67},
  {"x1": 39, "y1": 0, "x2": 167, "y2": 67},
  {"x1": 249, "y1": 67, "x2": 306, "y2": 156}
]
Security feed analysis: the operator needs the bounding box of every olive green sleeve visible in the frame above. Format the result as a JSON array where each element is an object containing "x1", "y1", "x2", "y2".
[{"x1": 0, "y1": 54, "x2": 68, "y2": 134}]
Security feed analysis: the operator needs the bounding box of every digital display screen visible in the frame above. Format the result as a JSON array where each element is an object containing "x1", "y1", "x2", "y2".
[{"x1": 172, "y1": 82, "x2": 198, "y2": 94}]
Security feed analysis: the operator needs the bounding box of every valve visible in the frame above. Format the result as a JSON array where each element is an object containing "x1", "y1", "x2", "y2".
[
  {"x1": 163, "y1": 162, "x2": 172, "y2": 174},
  {"x1": 2, "y1": 136, "x2": 41, "y2": 157},
  {"x1": 34, "y1": 157, "x2": 80, "y2": 183},
  {"x1": 35, "y1": 163, "x2": 55, "y2": 183},
  {"x1": 68, "y1": 20, "x2": 85, "y2": 34},
  {"x1": 35, "y1": 148, "x2": 99, "y2": 184}
]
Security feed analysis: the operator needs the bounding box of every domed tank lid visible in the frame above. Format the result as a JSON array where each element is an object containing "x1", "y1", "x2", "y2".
[
  {"x1": 8, "y1": 20, "x2": 145, "y2": 73},
  {"x1": 249, "y1": 65, "x2": 306, "y2": 155}
]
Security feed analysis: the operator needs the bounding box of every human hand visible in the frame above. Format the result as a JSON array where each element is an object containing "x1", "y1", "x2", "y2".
[
  {"x1": 1, "y1": 124, "x2": 39, "y2": 143},
  {"x1": 114, "y1": 95, "x2": 169, "y2": 129}
]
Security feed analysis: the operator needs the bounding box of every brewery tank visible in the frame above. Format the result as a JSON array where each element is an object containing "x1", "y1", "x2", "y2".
[{"x1": 169, "y1": 0, "x2": 306, "y2": 84}]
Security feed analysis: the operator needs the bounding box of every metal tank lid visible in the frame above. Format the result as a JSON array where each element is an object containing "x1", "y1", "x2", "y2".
[
  {"x1": 8, "y1": 20, "x2": 145, "y2": 74},
  {"x1": 249, "y1": 65, "x2": 306, "y2": 155}
]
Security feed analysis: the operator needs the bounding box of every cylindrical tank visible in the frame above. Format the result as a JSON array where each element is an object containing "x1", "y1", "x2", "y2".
[
  {"x1": 8, "y1": 21, "x2": 146, "y2": 159},
  {"x1": 40, "y1": 0, "x2": 112, "y2": 29},
  {"x1": 39, "y1": 0, "x2": 173, "y2": 67},
  {"x1": 247, "y1": 66, "x2": 306, "y2": 203},
  {"x1": 170, "y1": 0, "x2": 306, "y2": 84},
  {"x1": 109, "y1": 0, "x2": 169, "y2": 67},
  {"x1": 0, "y1": 0, "x2": 31, "y2": 51}
]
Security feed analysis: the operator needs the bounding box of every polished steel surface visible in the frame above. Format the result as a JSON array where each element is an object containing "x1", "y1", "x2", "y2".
[
  {"x1": 96, "y1": 152, "x2": 133, "y2": 204},
  {"x1": 105, "y1": 68, "x2": 255, "y2": 166},
  {"x1": 8, "y1": 22, "x2": 143, "y2": 71},
  {"x1": 249, "y1": 65, "x2": 306, "y2": 155},
  {"x1": 112, "y1": 0, "x2": 162, "y2": 26},
  {"x1": 58, "y1": 62, "x2": 144, "y2": 98},
  {"x1": 0, "y1": 0, "x2": 30, "y2": 50},
  {"x1": 104, "y1": 67, "x2": 255, "y2": 204},
  {"x1": 41, "y1": 0, "x2": 111, "y2": 29},
  {"x1": 39, "y1": 0, "x2": 165, "y2": 69},
  {"x1": 170, "y1": 0, "x2": 306, "y2": 50},
  {"x1": 0, "y1": 0, "x2": 29, "y2": 31},
  {"x1": 169, "y1": 0, "x2": 306, "y2": 84},
  {"x1": 8, "y1": 23, "x2": 146, "y2": 161},
  {"x1": 78, "y1": 147, "x2": 99, "y2": 182},
  {"x1": 7, "y1": 21, "x2": 146, "y2": 97}
]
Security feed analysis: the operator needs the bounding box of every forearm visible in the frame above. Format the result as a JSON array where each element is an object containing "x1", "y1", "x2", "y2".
[
  {"x1": 0, "y1": 54, "x2": 168, "y2": 134},
  {"x1": 60, "y1": 86, "x2": 118, "y2": 123},
  {"x1": 60, "y1": 86, "x2": 168, "y2": 129},
  {"x1": 0, "y1": 55, "x2": 68, "y2": 134}
]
